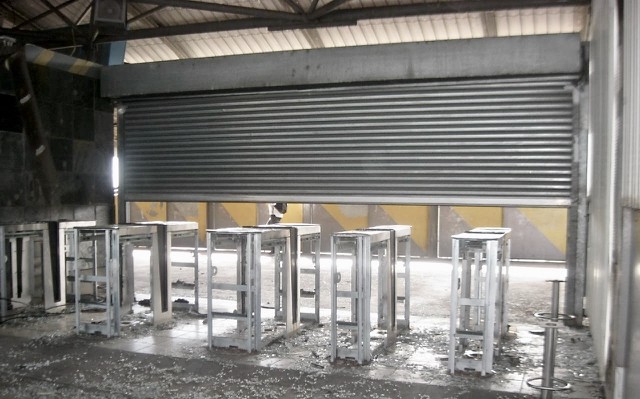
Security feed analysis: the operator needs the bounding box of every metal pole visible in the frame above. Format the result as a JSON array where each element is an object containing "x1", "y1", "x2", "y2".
[
  {"x1": 541, "y1": 280, "x2": 561, "y2": 399},
  {"x1": 526, "y1": 279, "x2": 572, "y2": 397}
]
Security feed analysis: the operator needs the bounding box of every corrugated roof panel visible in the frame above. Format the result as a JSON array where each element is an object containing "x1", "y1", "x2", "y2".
[
  {"x1": 533, "y1": 9, "x2": 548, "y2": 35},
  {"x1": 321, "y1": 26, "x2": 342, "y2": 47},
  {"x1": 335, "y1": 24, "x2": 355, "y2": 46},
  {"x1": 560, "y1": 8, "x2": 576, "y2": 33},
  {"x1": 519, "y1": 9, "x2": 536, "y2": 36},
  {"x1": 281, "y1": 30, "x2": 303, "y2": 50},
  {"x1": 443, "y1": 14, "x2": 460, "y2": 39},
  {"x1": 264, "y1": 31, "x2": 288, "y2": 51},
  {"x1": 125, "y1": 37, "x2": 181, "y2": 63},
  {"x1": 420, "y1": 17, "x2": 438, "y2": 41},
  {"x1": 348, "y1": 25, "x2": 364, "y2": 46},
  {"x1": 468, "y1": 13, "x2": 487, "y2": 38},
  {"x1": 546, "y1": 8, "x2": 563, "y2": 32},
  {"x1": 455, "y1": 14, "x2": 473, "y2": 38},
  {"x1": 494, "y1": 7, "x2": 588, "y2": 37},
  {"x1": 406, "y1": 19, "x2": 426, "y2": 42},
  {"x1": 431, "y1": 15, "x2": 449, "y2": 41}
]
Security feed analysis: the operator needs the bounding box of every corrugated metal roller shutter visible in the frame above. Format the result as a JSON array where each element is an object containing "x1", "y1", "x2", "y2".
[{"x1": 120, "y1": 75, "x2": 577, "y2": 206}]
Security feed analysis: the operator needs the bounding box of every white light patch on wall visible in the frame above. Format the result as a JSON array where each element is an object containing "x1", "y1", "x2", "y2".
[{"x1": 112, "y1": 155, "x2": 119, "y2": 189}]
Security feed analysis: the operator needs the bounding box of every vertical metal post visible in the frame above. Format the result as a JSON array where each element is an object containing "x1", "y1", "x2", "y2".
[
  {"x1": 449, "y1": 237, "x2": 459, "y2": 374},
  {"x1": 313, "y1": 235, "x2": 321, "y2": 322},
  {"x1": 404, "y1": 235, "x2": 411, "y2": 329},
  {"x1": 330, "y1": 235, "x2": 337, "y2": 362},
  {"x1": 252, "y1": 234, "x2": 261, "y2": 351},
  {"x1": 74, "y1": 228, "x2": 80, "y2": 333},
  {"x1": 193, "y1": 231, "x2": 199, "y2": 311},
  {"x1": 206, "y1": 231, "x2": 213, "y2": 350},
  {"x1": 0, "y1": 227, "x2": 5, "y2": 322}
]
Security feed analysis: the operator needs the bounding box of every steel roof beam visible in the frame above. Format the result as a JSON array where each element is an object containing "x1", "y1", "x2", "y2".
[
  {"x1": 129, "y1": 0, "x2": 304, "y2": 21},
  {"x1": 316, "y1": 0, "x2": 590, "y2": 22},
  {"x1": 308, "y1": 0, "x2": 352, "y2": 19},
  {"x1": 101, "y1": 34, "x2": 583, "y2": 97}
]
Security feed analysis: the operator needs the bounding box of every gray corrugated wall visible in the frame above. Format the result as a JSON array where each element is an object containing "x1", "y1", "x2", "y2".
[
  {"x1": 617, "y1": 0, "x2": 640, "y2": 396},
  {"x1": 587, "y1": 0, "x2": 621, "y2": 381},
  {"x1": 621, "y1": 0, "x2": 640, "y2": 206},
  {"x1": 120, "y1": 76, "x2": 577, "y2": 206}
]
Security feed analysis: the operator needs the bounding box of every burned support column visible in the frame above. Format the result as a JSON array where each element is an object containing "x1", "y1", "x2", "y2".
[{"x1": 5, "y1": 48, "x2": 59, "y2": 205}]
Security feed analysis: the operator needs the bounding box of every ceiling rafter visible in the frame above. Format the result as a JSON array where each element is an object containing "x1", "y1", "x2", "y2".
[
  {"x1": 37, "y1": 0, "x2": 78, "y2": 31},
  {"x1": 279, "y1": 0, "x2": 306, "y2": 16},
  {"x1": 129, "y1": 0, "x2": 303, "y2": 21},
  {"x1": 15, "y1": 0, "x2": 78, "y2": 29},
  {"x1": 128, "y1": 5, "x2": 167, "y2": 24}
]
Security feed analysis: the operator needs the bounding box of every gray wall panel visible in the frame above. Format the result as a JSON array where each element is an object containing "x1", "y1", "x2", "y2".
[{"x1": 621, "y1": 0, "x2": 640, "y2": 207}]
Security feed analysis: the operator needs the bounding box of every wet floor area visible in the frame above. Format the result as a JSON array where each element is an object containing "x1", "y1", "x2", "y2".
[{"x1": 0, "y1": 255, "x2": 604, "y2": 398}]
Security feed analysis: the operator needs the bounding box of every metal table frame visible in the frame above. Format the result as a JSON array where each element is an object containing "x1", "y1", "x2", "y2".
[
  {"x1": 254, "y1": 223, "x2": 322, "y2": 323},
  {"x1": 449, "y1": 232, "x2": 505, "y2": 375},
  {"x1": 363, "y1": 225, "x2": 411, "y2": 330},
  {"x1": 138, "y1": 221, "x2": 200, "y2": 314},
  {"x1": 207, "y1": 227, "x2": 293, "y2": 352},
  {"x1": 467, "y1": 227, "x2": 511, "y2": 338},
  {"x1": 0, "y1": 222, "x2": 54, "y2": 321},
  {"x1": 330, "y1": 230, "x2": 395, "y2": 365},
  {"x1": 72, "y1": 226, "x2": 121, "y2": 337}
]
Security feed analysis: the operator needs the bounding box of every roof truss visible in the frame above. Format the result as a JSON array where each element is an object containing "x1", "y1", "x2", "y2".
[{"x1": 0, "y1": 0, "x2": 590, "y2": 49}]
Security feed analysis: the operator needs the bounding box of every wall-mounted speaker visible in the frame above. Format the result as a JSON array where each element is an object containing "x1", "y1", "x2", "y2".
[{"x1": 92, "y1": 0, "x2": 127, "y2": 26}]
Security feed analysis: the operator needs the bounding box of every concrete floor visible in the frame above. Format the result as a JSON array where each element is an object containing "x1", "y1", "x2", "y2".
[{"x1": 0, "y1": 253, "x2": 603, "y2": 398}]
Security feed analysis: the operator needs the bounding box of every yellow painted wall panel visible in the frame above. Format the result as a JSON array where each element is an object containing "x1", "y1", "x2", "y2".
[
  {"x1": 281, "y1": 203, "x2": 303, "y2": 223},
  {"x1": 453, "y1": 206, "x2": 502, "y2": 228},
  {"x1": 130, "y1": 202, "x2": 167, "y2": 222},
  {"x1": 322, "y1": 204, "x2": 369, "y2": 230},
  {"x1": 222, "y1": 203, "x2": 257, "y2": 227},
  {"x1": 380, "y1": 205, "x2": 428, "y2": 251},
  {"x1": 172, "y1": 202, "x2": 207, "y2": 243},
  {"x1": 518, "y1": 208, "x2": 567, "y2": 254}
]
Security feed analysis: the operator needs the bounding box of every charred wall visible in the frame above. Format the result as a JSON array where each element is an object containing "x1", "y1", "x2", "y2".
[{"x1": 0, "y1": 63, "x2": 113, "y2": 224}]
